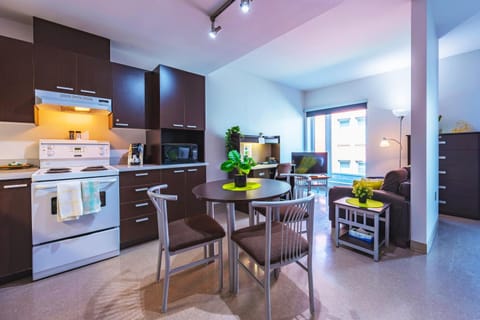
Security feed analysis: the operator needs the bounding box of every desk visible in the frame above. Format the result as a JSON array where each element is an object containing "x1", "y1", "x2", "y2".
[{"x1": 192, "y1": 178, "x2": 290, "y2": 293}]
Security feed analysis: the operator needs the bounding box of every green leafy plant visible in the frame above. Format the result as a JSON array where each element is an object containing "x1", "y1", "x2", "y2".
[
  {"x1": 225, "y1": 126, "x2": 242, "y2": 153},
  {"x1": 220, "y1": 150, "x2": 256, "y2": 176},
  {"x1": 352, "y1": 179, "x2": 374, "y2": 200}
]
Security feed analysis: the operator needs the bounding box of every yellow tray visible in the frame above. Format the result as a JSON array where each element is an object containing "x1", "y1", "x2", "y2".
[
  {"x1": 222, "y1": 182, "x2": 261, "y2": 191},
  {"x1": 346, "y1": 197, "x2": 384, "y2": 208}
]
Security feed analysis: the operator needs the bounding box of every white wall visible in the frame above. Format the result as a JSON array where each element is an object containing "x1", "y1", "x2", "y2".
[
  {"x1": 439, "y1": 49, "x2": 480, "y2": 132},
  {"x1": 304, "y1": 68, "x2": 411, "y2": 177},
  {"x1": 205, "y1": 66, "x2": 304, "y2": 181}
]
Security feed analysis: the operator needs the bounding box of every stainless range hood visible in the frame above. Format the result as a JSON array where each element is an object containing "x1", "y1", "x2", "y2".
[{"x1": 34, "y1": 89, "x2": 112, "y2": 113}]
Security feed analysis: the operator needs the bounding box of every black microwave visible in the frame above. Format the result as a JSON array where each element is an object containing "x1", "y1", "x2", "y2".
[{"x1": 162, "y1": 143, "x2": 199, "y2": 164}]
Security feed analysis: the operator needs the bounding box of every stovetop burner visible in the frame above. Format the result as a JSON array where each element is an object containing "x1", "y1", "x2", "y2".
[
  {"x1": 81, "y1": 166, "x2": 108, "y2": 172},
  {"x1": 46, "y1": 168, "x2": 72, "y2": 174}
]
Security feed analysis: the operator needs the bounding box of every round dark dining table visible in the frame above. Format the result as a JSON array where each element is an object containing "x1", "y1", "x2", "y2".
[{"x1": 192, "y1": 178, "x2": 291, "y2": 293}]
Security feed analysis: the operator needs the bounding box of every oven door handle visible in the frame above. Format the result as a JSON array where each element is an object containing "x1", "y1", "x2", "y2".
[{"x1": 34, "y1": 179, "x2": 118, "y2": 190}]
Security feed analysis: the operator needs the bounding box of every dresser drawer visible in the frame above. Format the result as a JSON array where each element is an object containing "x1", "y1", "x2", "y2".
[
  {"x1": 120, "y1": 200, "x2": 155, "y2": 220},
  {"x1": 120, "y1": 170, "x2": 161, "y2": 187},
  {"x1": 120, "y1": 213, "x2": 158, "y2": 248}
]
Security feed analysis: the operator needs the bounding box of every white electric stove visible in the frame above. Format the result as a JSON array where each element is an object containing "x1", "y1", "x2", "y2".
[{"x1": 31, "y1": 139, "x2": 120, "y2": 280}]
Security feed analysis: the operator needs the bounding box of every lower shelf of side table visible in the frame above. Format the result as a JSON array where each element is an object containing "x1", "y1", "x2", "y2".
[{"x1": 339, "y1": 233, "x2": 375, "y2": 251}]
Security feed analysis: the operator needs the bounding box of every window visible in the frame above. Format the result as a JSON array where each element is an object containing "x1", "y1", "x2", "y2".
[{"x1": 305, "y1": 102, "x2": 366, "y2": 184}]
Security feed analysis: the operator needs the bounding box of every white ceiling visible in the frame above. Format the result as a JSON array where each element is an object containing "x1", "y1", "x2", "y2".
[{"x1": 0, "y1": 0, "x2": 479, "y2": 91}]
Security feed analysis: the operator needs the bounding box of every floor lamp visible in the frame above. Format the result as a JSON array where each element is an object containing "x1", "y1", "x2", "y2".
[{"x1": 380, "y1": 109, "x2": 408, "y2": 168}]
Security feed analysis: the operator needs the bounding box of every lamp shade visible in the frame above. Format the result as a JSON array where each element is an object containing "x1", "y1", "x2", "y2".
[{"x1": 380, "y1": 137, "x2": 390, "y2": 147}]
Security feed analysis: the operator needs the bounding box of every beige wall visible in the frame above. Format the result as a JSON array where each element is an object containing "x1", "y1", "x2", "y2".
[{"x1": 0, "y1": 109, "x2": 145, "y2": 165}]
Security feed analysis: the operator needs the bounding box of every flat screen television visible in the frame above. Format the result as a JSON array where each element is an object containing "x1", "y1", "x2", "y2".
[{"x1": 291, "y1": 152, "x2": 328, "y2": 174}]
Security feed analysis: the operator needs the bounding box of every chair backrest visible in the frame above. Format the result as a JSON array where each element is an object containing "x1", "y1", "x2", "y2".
[
  {"x1": 147, "y1": 184, "x2": 178, "y2": 251},
  {"x1": 279, "y1": 173, "x2": 312, "y2": 199},
  {"x1": 275, "y1": 163, "x2": 292, "y2": 179},
  {"x1": 251, "y1": 192, "x2": 315, "y2": 266}
]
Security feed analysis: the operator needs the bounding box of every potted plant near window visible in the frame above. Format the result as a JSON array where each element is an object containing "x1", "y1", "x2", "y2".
[
  {"x1": 220, "y1": 150, "x2": 256, "y2": 187},
  {"x1": 352, "y1": 180, "x2": 373, "y2": 203}
]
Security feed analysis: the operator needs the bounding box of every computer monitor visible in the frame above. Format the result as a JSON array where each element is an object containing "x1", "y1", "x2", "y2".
[{"x1": 291, "y1": 152, "x2": 328, "y2": 174}]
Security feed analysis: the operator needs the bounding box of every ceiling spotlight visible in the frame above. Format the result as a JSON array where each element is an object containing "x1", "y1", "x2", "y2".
[
  {"x1": 209, "y1": 21, "x2": 222, "y2": 39},
  {"x1": 240, "y1": 0, "x2": 251, "y2": 13}
]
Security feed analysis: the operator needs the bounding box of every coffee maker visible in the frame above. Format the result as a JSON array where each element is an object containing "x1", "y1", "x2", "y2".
[{"x1": 128, "y1": 143, "x2": 144, "y2": 166}]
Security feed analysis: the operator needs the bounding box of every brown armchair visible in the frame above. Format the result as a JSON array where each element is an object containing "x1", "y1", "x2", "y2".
[{"x1": 328, "y1": 168, "x2": 411, "y2": 248}]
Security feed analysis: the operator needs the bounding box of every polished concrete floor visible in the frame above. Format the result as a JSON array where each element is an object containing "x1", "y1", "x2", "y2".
[{"x1": 1, "y1": 195, "x2": 479, "y2": 320}]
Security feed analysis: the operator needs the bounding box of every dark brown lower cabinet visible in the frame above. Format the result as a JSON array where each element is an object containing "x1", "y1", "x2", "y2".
[
  {"x1": 119, "y1": 165, "x2": 206, "y2": 248},
  {"x1": 119, "y1": 170, "x2": 161, "y2": 248},
  {"x1": 0, "y1": 179, "x2": 32, "y2": 283},
  {"x1": 161, "y1": 166, "x2": 206, "y2": 221}
]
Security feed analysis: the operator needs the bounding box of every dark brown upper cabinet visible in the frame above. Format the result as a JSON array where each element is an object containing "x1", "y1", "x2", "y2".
[
  {"x1": 34, "y1": 44, "x2": 112, "y2": 99},
  {"x1": 151, "y1": 65, "x2": 205, "y2": 130},
  {"x1": 0, "y1": 36, "x2": 34, "y2": 123},
  {"x1": 111, "y1": 63, "x2": 146, "y2": 129}
]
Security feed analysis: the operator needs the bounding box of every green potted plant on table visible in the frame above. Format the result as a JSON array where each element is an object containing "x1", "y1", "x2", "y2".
[
  {"x1": 220, "y1": 150, "x2": 256, "y2": 188},
  {"x1": 352, "y1": 180, "x2": 374, "y2": 203}
]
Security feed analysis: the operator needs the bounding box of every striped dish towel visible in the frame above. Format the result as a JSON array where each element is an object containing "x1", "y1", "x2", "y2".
[
  {"x1": 81, "y1": 181, "x2": 101, "y2": 214},
  {"x1": 57, "y1": 181, "x2": 83, "y2": 222}
]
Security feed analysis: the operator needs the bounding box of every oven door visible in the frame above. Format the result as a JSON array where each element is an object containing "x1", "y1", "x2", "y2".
[{"x1": 31, "y1": 175, "x2": 120, "y2": 245}]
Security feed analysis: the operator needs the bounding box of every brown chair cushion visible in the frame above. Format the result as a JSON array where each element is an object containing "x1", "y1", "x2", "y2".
[
  {"x1": 381, "y1": 168, "x2": 409, "y2": 193},
  {"x1": 231, "y1": 221, "x2": 308, "y2": 266},
  {"x1": 168, "y1": 214, "x2": 225, "y2": 252}
]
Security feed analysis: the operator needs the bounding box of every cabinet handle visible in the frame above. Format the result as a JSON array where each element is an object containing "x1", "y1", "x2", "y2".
[
  {"x1": 3, "y1": 184, "x2": 28, "y2": 189},
  {"x1": 135, "y1": 217, "x2": 149, "y2": 223},
  {"x1": 80, "y1": 89, "x2": 96, "y2": 94},
  {"x1": 135, "y1": 202, "x2": 149, "y2": 208},
  {"x1": 135, "y1": 187, "x2": 149, "y2": 192},
  {"x1": 439, "y1": 200, "x2": 447, "y2": 205},
  {"x1": 186, "y1": 125, "x2": 197, "y2": 129},
  {"x1": 439, "y1": 156, "x2": 446, "y2": 160},
  {"x1": 135, "y1": 172, "x2": 149, "y2": 177},
  {"x1": 439, "y1": 185, "x2": 446, "y2": 190},
  {"x1": 56, "y1": 85, "x2": 74, "y2": 91},
  {"x1": 172, "y1": 124, "x2": 184, "y2": 128},
  {"x1": 439, "y1": 170, "x2": 446, "y2": 175},
  {"x1": 187, "y1": 168, "x2": 198, "y2": 172},
  {"x1": 438, "y1": 140, "x2": 446, "y2": 145},
  {"x1": 174, "y1": 170, "x2": 185, "y2": 173},
  {"x1": 115, "y1": 123, "x2": 129, "y2": 127}
]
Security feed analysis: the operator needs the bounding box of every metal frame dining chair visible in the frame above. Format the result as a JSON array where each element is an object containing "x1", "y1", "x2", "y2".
[
  {"x1": 147, "y1": 184, "x2": 225, "y2": 313},
  {"x1": 231, "y1": 192, "x2": 316, "y2": 320}
]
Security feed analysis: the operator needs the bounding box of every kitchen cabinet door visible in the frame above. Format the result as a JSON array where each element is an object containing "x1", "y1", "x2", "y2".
[
  {"x1": 0, "y1": 36, "x2": 34, "y2": 123},
  {"x1": 34, "y1": 44, "x2": 77, "y2": 93},
  {"x1": 185, "y1": 166, "x2": 206, "y2": 215},
  {"x1": 159, "y1": 65, "x2": 185, "y2": 129},
  {"x1": 112, "y1": 63, "x2": 146, "y2": 128},
  {"x1": 184, "y1": 71, "x2": 205, "y2": 130},
  {"x1": 77, "y1": 54, "x2": 112, "y2": 98},
  {"x1": 0, "y1": 179, "x2": 31, "y2": 283},
  {"x1": 161, "y1": 168, "x2": 188, "y2": 221}
]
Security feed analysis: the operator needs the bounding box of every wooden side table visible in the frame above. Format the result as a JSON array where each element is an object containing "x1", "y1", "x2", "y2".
[{"x1": 334, "y1": 197, "x2": 390, "y2": 261}]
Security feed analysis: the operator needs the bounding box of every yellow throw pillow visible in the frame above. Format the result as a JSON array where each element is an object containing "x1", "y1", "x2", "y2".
[{"x1": 353, "y1": 178, "x2": 384, "y2": 190}]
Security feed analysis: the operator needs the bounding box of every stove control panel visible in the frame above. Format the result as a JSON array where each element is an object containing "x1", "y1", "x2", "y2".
[{"x1": 39, "y1": 139, "x2": 110, "y2": 160}]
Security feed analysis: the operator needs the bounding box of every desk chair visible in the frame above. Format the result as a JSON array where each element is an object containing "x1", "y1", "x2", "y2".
[
  {"x1": 232, "y1": 193, "x2": 316, "y2": 320},
  {"x1": 147, "y1": 184, "x2": 225, "y2": 313}
]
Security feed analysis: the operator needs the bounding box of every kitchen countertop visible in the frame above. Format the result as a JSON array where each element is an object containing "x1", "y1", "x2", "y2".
[
  {"x1": 0, "y1": 167, "x2": 38, "y2": 181},
  {"x1": 0, "y1": 163, "x2": 209, "y2": 180},
  {"x1": 115, "y1": 162, "x2": 208, "y2": 172}
]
